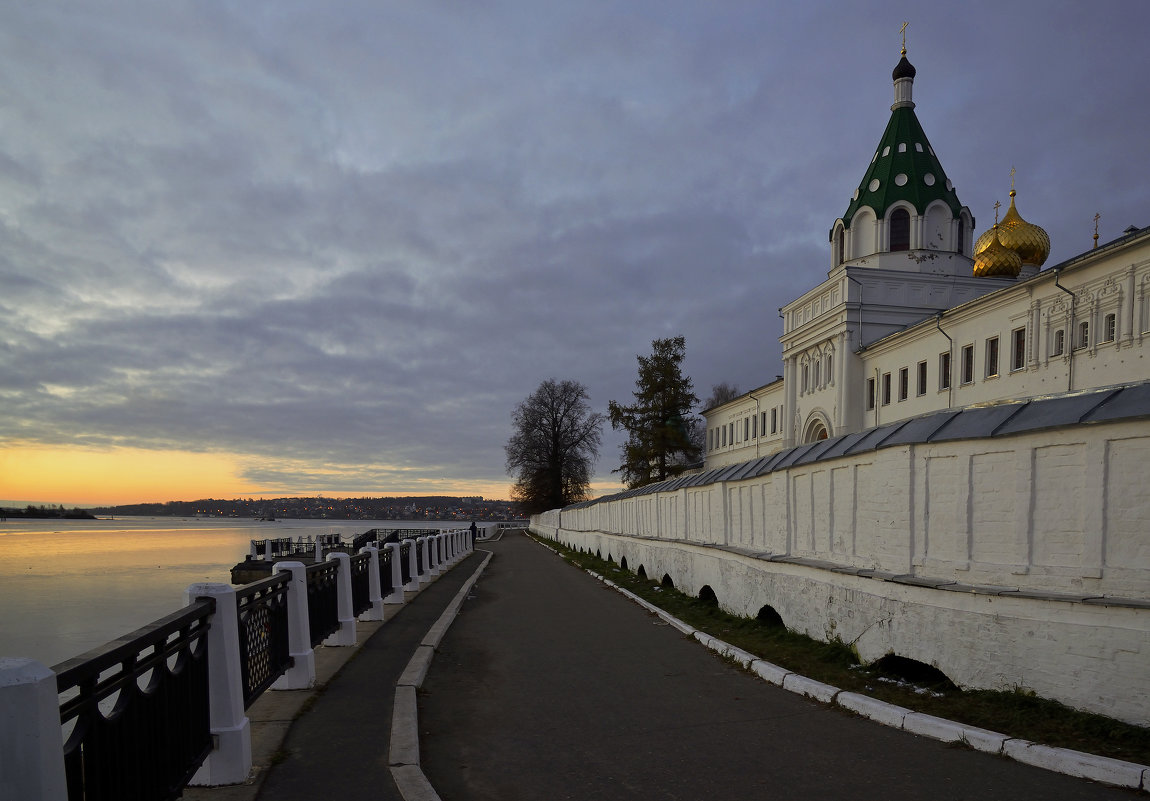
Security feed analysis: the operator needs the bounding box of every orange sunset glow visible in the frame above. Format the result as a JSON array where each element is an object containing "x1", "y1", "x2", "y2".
[{"x1": 0, "y1": 445, "x2": 519, "y2": 507}]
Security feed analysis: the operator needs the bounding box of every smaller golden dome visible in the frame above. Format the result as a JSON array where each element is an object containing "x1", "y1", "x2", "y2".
[
  {"x1": 974, "y1": 224, "x2": 1023, "y2": 278},
  {"x1": 974, "y1": 190, "x2": 1050, "y2": 267}
]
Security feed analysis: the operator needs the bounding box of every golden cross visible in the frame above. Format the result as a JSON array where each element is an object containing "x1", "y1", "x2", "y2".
[
  {"x1": 1093, "y1": 213, "x2": 1101, "y2": 248},
  {"x1": 993, "y1": 200, "x2": 1002, "y2": 224},
  {"x1": 900, "y1": 21, "x2": 909, "y2": 54},
  {"x1": 1010, "y1": 166, "x2": 1016, "y2": 192}
]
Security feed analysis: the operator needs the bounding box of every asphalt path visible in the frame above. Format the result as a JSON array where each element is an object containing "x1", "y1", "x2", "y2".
[
  {"x1": 254, "y1": 551, "x2": 487, "y2": 801},
  {"x1": 419, "y1": 530, "x2": 1137, "y2": 801}
]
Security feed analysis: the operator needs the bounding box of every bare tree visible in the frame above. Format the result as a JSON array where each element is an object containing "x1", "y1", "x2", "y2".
[
  {"x1": 703, "y1": 382, "x2": 741, "y2": 411},
  {"x1": 505, "y1": 379, "x2": 605, "y2": 515}
]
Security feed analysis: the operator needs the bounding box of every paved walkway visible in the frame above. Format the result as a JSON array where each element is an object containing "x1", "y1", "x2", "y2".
[
  {"x1": 250, "y1": 551, "x2": 487, "y2": 801},
  {"x1": 418, "y1": 531, "x2": 1136, "y2": 800}
]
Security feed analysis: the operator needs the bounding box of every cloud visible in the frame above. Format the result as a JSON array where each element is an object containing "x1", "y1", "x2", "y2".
[{"x1": 2, "y1": 1, "x2": 1149, "y2": 501}]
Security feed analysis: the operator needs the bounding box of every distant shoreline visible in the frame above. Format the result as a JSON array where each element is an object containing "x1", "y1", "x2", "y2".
[{"x1": 0, "y1": 508, "x2": 97, "y2": 520}]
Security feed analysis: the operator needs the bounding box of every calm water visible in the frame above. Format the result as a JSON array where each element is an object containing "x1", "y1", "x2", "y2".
[{"x1": 0, "y1": 516, "x2": 453, "y2": 667}]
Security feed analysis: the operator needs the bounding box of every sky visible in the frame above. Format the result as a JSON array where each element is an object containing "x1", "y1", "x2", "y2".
[{"x1": 2, "y1": 1, "x2": 1149, "y2": 506}]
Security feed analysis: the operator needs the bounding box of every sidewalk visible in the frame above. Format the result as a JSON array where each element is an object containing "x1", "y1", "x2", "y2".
[
  {"x1": 184, "y1": 550, "x2": 488, "y2": 801},
  {"x1": 418, "y1": 531, "x2": 1136, "y2": 801}
]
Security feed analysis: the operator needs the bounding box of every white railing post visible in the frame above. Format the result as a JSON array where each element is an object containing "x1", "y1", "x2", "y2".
[
  {"x1": 271, "y1": 562, "x2": 315, "y2": 689},
  {"x1": 185, "y1": 583, "x2": 252, "y2": 787},
  {"x1": 358, "y1": 546, "x2": 385, "y2": 621},
  {"x1": 264, "y1": 539, "x2": 273, "y2": 561},
  {"x1": 0, "y1": 658, "x2": 67, "y2": 801},
  {"x1": 314, "y1": 538, "x2": 323, "y2": 562},
  {"x1": 415, "y1": 537, "x2": 430, "y2": 585},
  {"x1": 428, "y1": 534, "x2": 441, "y2": 577},
  {"x1": 404, "y1": 542, "x2": 420, "y2": 592},
  {"x1": 324, "y1": 553, "x2": 356, "y2": 647},
  {"x1": 384, "y1": 543, "x2": 404, "y2": 604}
]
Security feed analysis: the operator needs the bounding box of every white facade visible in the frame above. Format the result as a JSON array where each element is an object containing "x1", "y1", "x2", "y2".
[{"x1": 705, "y1": 48, "x2": 1150, "y2": 467}]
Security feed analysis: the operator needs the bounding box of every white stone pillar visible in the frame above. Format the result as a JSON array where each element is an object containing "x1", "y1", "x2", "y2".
[
  {"x1": 270, "y1": 562, "x2": 316, "y2": 690},
  {"x1": 264, "y1": 539, "x2": 273, "y2": 561},
  {"x1": 358, "y1": 547, "x2": 385, "y2": 622},
  {"x1": 313, "y1": 539, "x2": 323, "y2": 563},
  {"x1": 384, "y1": 543, "x2": 404, "y2": 604},
  {"x1": 185, "y1": 583, "x2": 252, "y2": 787},
  {"x1": 416, "y1": 537, "x2": 432, "y2": 584},
  {"x1": 0, "y1": 658, "x2": 68, "y2": 801},
  {"x1": 323, "y1": 553, "x2": 356, "y2": 647},
  {"x1": 428, "y1": 534, "x2": 441, "y2": 577},
  {"x1": 404, "y1": 542, "x2": 420, "y2": 592}
]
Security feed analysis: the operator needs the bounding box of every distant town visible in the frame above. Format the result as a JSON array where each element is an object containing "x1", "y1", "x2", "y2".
[{"x1": 2, "y1": 496, "x2": 522, "y2": 521}]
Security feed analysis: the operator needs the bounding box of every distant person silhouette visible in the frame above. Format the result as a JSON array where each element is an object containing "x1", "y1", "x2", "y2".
[{"x1": 469, "y1": 521, "x2": 478, "y2": 545}]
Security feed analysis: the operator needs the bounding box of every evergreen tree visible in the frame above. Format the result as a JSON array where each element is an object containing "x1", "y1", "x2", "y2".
[
  {"x1": 608, "y1": 336, "x2": 701, "y2": 488},
  {"x1": 505, "y1": 379, "x2": 605, "y2": 514}
]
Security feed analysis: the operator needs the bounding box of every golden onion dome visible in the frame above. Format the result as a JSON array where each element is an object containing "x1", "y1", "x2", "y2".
[
  {"x1": 974, "y1": 189, "x2": 1050, "y2": 267},
  {"x1": 973, "y1": 224, "x2": 1023, "y2": 278}
]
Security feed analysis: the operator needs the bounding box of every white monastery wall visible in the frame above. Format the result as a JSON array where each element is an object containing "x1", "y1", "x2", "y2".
[{"x1": 535, "y1": 417, "x2": 1150, "y2": 725}]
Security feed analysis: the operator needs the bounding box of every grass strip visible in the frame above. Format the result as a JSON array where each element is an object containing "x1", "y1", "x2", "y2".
[{"x1": 531, "y1": 532, "x2": 1150, "y2": 765}]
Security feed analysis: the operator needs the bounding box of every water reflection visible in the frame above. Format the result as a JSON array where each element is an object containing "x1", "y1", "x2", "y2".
[{"x1": 0, "y1": 517, "x2": 442, "y2": 667}]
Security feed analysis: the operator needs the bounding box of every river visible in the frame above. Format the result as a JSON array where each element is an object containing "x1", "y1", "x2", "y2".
[{"x1": 0, "y1": 516, "x2": 457, "y2": 668}]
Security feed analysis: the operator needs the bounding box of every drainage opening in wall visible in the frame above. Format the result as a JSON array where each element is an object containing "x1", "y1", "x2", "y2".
[
  {"x1": 596, "y1": 549, "x2": 601, "y2": 559},
  {"x1": 872, "y1": 654, "x2": 958, "y2": 692},
  {"x1": 698, "y1": 585, "x2": 718, "y2": 607},
  {"x1": 637, "y1": 565, "x2": 647, "y2": 579},
  {"x1": 620, "y1": 556, "x2": 628, "y2": 570},
  {"x1": 661, "y1": 573, "x2": 675, "y2": 589},
  {"x1": 756, "y1": 605, "x2": 786, "y2": 629}
]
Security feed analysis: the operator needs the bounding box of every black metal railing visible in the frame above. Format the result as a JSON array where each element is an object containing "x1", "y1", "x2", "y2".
[
  {"x1": 378, "y1": 546, "x2": 394, "y2": 595},
  {"x1": 235, "y1": 573, "x2": 293, "y2": 708},
  {"x1": 54, "y1": 600, "x2": 215, "y2": 801},
  {"x1": 305, "y1": 560, "x2": 341, "y2": 647},
  {"x1": 350, "y1": 553, "x2": 372, "y2": 617},
  {"x1": 399, "y1": 541, "x2": 412, "y2": 585}
]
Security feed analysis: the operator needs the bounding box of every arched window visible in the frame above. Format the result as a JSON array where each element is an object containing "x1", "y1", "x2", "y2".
[
  {"x1": 890, "y1": 208, "x2": 910, "y2": 252},
  {"x1": 956, "y1": 218, "x2": 965, "y2": 255},
  {"x1": 836, "y1": 226, "x2": 845, "y2": 264}
]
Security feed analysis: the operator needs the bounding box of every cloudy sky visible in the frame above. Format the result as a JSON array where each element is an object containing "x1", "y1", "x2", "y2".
[{"x1": 1, "y1": 1, "x2": 1148, "y2": 505}]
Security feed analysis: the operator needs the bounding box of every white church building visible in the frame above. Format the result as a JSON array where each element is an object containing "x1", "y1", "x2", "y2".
[
  {"x1": 535, "y1": 46, "x2": 1150, "y2": 728},
  {"x1": 704, "y1": 47, "x2": 1150, "y2": 465}
]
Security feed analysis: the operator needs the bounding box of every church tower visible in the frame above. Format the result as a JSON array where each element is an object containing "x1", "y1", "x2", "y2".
[{"x1": 829, "y1": 41, "x2": 975, "y2": 275}]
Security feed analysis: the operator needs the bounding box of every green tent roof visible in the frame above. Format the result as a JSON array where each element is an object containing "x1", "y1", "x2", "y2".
[{"x1": 840, "y1": 104, "x2": 963, "y2": 228}]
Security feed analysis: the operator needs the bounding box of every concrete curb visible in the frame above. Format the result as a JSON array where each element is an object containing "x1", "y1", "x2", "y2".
[
  {"x1": 389, "y1": 549, "x2": 494, "y2": 801},
  {"x1": 581, "y1": 555, "x2": 1149, "y2": 792}
]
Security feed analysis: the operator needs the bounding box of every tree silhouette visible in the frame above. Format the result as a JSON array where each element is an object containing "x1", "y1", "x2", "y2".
[
  {"x1": 505, "y1": 379, "x2": 604, "y2": 514},
  {"x1": 608, "y1": 336, "x2": 700, "y2": 488}
]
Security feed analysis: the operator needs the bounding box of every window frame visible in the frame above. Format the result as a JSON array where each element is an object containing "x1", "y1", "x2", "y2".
[
  {"x1": 985, "y1": 336, "x2": 1000, "y2": 378},
  {"x1": 916, "y1": 360, "x2": 928, "y2": 396},
  {"x1": 1103, "y1": 312, "x2": 1117, "y2": 343},
  {"x1": 1052, "y1": 329, "x2": 1065, "y2": 357},
  {"x1": 881, "y1": 372, "x2": 892, "y2": 406},
  {"x1": 939, "y1": 352, "x2": 951, "y2": 390},
  {"x1": 898, "y1": 367, "x2": 909, "y2": 402},
  {"x1": 866, "y1": 377, "x2": 876, "y2": 410},
  {"x1": 1011, "y1": 327, "x2": 1026, "y2": 371},
  {"x1": 961, "y1": 344, "x2": 975, "y2": 385}
]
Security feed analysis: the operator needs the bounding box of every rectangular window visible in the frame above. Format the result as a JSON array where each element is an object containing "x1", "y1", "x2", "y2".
[
  {"x1": 752, "y1": 415, "x2": 757, "y2": 439},
  {"x1": 1103, "y1": 313, "x2": 1116, "y2": 343},
  {"x1": 761, "y1": 412, "x2": 767, "y2": 434},
  {"x1": 917, "y1": 361, "x2": 927, "y2": 396},
  {"x1": 939, "y1": 352, "x2": 951, "y2": 390},
  {"x1": 881, "y1": 372, "x2": 891, "y2": 406},
  {"x1": 1078, "y1": 320, "x2": 1090, "y2": 349},
  {"x1": 898, "y1": 367, "x2": 909, "y2": 401},
  {"x1": 1011, "y1": 327, "x2": 1026, "y2": 371},
  {"x1": 721, "y1": 426, "x2": 726, "y2": 447},
  {"x1": 801, "y1": 364, "x2": 809, "y2": 393},
  {"x1": 1052, "y1": 329, "x2": 1065, "y2": 356},
  {"x1": 961, "y1": 344, "x2": 974, "y2": 384},
  {"x1": 813, "y1": 362, "x2": 821, "y2": 389},
  {"x1": 985, "y1": 337, "x2": 999, "y2": 378},
  {"x1": 866, "y1": 377, "x2": 876, "y2": 410},
  {"x1": 771, "y1": 408, "x2": 777, "y2": 434},
  {"x1": 729, "y1": 423, "x2": 735, "y2": 444},
  {"x1": 744, "y1": 417, "x2": 749, "y2": 441}
]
